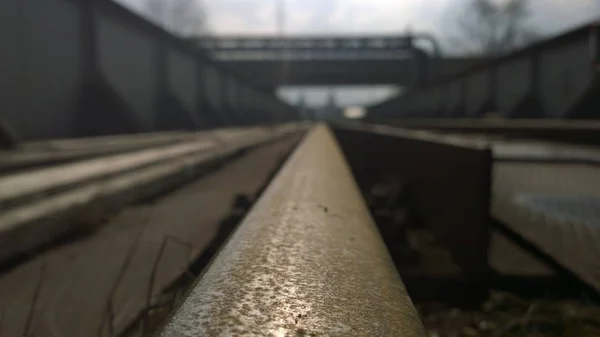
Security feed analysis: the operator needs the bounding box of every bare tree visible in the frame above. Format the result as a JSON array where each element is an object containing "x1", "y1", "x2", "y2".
[
  {"x1": 452, "y1": 0, "x2": 539, "y2": 57},
  {"x1": 145, "y1": 0, "x2": 209, "y2": 36}
]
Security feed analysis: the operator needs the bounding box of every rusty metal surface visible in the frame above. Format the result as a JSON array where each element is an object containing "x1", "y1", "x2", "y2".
[{"x1": 160, "y1": 125, "x2": 425, "y2": 337}]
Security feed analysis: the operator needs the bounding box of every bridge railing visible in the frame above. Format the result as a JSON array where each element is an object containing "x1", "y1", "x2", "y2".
[
  {"x1": 0, "y1": 0, "x2": 297, "y2": 142},
  {"x1": 192, "y1": 33, "x2": 455, "y2": 87},
  {"x1": 367, "y1": 22, "x2": 600, "y2": 120},
  {"x1": 194, "y1": 35, "x2": 415, "y2": 52}
]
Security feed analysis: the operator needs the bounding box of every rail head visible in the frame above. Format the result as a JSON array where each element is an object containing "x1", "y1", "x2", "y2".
[{"x1": 159, "y1": 125, "x2": 425, "y2": 336}]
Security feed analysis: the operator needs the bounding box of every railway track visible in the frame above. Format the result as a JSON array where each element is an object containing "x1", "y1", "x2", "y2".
[
  {"x1": 0, "y1": 121, "x2": 599, "y2": 336},
  {"x1": 0, "y1": 124, "x2": 304, "y2": 267}
]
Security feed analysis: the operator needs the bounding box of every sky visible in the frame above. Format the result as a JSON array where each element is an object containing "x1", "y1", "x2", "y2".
[
  {"x1": 118, "y1": 0, "x2": 600, "y2": 107},
  {"x1": 120, "y1": 0, "x2": 599, "y2": 37}
]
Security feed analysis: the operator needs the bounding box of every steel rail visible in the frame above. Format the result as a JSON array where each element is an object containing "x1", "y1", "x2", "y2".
[
  {"x1": 0, "y1": 124, "x2": 305, "y2": 266},
  {"x1": 159, "y1": 125, "x2": 425, "y2": 336},
  {"x1": 0, "y1": 126, "x2": 290, "y2": 209}
]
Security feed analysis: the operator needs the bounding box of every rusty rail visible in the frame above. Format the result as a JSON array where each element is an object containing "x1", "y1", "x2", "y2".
[{"x1": 159, "y1": 125, "x2": 425, "y2": 336}]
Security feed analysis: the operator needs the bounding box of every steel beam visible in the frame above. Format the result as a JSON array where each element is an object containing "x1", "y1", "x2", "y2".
[
  {"x1": 332, "y1": 123, "x2": 492, "y2": 302},
  {"x1": 159, "y1": 125, "x2": 425, "y2": 336}
]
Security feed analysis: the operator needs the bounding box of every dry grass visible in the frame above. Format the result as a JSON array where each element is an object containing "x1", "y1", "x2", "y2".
[{"x1": 418, "y1": 291, "x2": 600, "y2": 337}]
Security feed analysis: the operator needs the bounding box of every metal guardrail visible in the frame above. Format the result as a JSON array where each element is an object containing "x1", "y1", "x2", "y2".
[
  {"x1": 1, "y1": 0, "x2": 298, "y2": 142},
  {"x1": 159, "y1": 125, "x2": 425, "y2": 336},
  {"x1": 193, "y1": 34, "x2": 441, "y2": 61},
  {"x1": 195, "y1": 35, "x2": 414, "y2": 51},
  {"x1": 368, "y1": 21, "x2": 600, "y2": 119}
]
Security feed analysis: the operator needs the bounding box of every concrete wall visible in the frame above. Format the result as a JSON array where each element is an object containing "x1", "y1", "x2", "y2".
[
  {"x1": 0, "y1": 0, "x2": 295, "y2": 141},
  {"x1": 0, "y1": 0, "x2": 82, "y2": 140}
]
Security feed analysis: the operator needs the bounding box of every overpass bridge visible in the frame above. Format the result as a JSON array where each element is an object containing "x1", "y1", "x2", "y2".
[
  {"x1": 192, "y1": 35, "x2": 481, "y2": 88},
  {"x1": 193, "y1": 24, "x2": 599, "y2": 120}
]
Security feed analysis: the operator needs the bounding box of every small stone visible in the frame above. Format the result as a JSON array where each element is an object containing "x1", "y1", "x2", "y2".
[
  {"x1": 478, "y1": 320, "x2": 496, "y2": 331},
  {"x1": 463, "y1": 326, "x2": 478, "y2": 336}
]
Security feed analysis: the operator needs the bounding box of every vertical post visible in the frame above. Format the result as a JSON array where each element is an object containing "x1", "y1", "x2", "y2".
[
  {"x1": 155, "y1": 39, "x2": 168, "y2": 130},
  {"x1": 436, "y1": 85, "x2": 443, "y2": 117},
  {"x1": 414, "y1": 49, "x2": 429, "y2": 88},
  {"x1": 76, "y1": 0, "x2": 100, "y2": 138},
  {"x1": 195, "y1": 60, "x2": 209, "y2": 128},
  {"x1": 238, "y1": 87, "x2": 247, "y2": 125},
  {"x1": 80, "y1": 0, "x2": 98, "y2": 82},
  {"x1": 488, "y1": 65, "x2": 497, "y2": 116},
  {"x1": 220, "y1": 75, "x2": 235, "y2": 126},
  {"x1": 530, "y1": 52, "x2": 540, "y2": 95},
  {"x1": 526, "y1": 51, "x2": 544, "y2": 118},
  {"x1": 459, "y1": 78, "x2": 468, "y2": 117},
  {"x1": 209, "y1": 70, "x2": 226, "y2": 126},
  {"x1": 591, "y1": 22, "x2": 600, "y2": 71},
  {"x1": 228, "y1": 78, "x2": 241, "y2": 125},
  {"x1": 236, "y1": 84, "x2": 247, "y2": 125}
]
